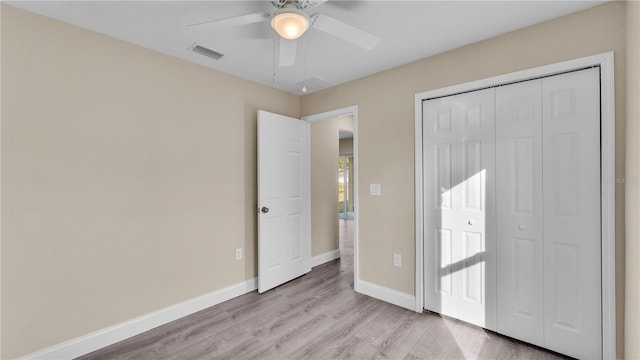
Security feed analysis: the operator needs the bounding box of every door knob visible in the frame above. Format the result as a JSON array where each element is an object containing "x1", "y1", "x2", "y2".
[
  {"x1": 261, "y1": 206, "x2": 269, "y2": 214},
  {"x1": 468, "y1": 220, "x2": 474, "y2": 225}
]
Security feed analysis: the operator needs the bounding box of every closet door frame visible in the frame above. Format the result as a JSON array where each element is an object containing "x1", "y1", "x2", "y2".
[{"x1": 414, "y1": 52, "x2": 616, "y2": 359}]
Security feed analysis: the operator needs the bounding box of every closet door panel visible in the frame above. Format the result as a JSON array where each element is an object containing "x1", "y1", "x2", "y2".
[
  {"x1": 456, "y1": 89, "x2": 496, "y2": 330},
  {"x1": 496, "y1": 79, "x2": 544, "y2": 346},
  {"x1": 542, "y1": 67, "x2": 601, "y2": 360},
  {"x1": 423, "y1": 88, "x2": 496, "y2": 330},
  {"x1": 423, "y1": 97, "x2": 461, "y2": 317},
  {"x1": 435, "y1": 140, "x2": 457, "y2": 316}
]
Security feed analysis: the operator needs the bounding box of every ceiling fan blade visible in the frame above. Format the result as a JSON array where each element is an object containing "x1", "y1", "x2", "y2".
[
  {"x1": 300, "y1": 0, "x2": 329, "y2": 7},
  {"x1": 311, "y1": 14, "x2": 380, "y2": 50},
  {"x1": 187, "y1": 13, "x2": 270, "y2": 30},
  {"x1": 279, "y1": 38, "x2": 298, "y2": 67}
]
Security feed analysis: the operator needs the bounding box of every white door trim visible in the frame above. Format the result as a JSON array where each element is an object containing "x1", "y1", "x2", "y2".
[
  {"x1": 414, "y1": 52, "x2": 616, "y2": 359},
  {"x1": 302, "y1": 106, "x2": 360, "y2": 292}
]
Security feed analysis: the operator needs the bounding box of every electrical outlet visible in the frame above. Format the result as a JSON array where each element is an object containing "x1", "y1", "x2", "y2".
[
  {"x1": 393, "y1": 253, "x2": 401, "y2": 267},
  {"x1": 235, "y1": 248, "x2": 243, "y2": 260}
]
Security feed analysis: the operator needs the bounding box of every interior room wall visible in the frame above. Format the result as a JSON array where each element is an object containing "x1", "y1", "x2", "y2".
[
  {"x1": 310, "y1": 116, "x2": 353, "y2": 257},
  {"x1": 0, "y1": 5, "x2": 300, "y2": 358},
  {"x1": 625, "y1": 1, "x2": 640, "y2": 358},
  {"x1": 339, "y1": 138, "x2": 353, "y2": 155},
  {"x1": 300, "y1": 2, "x2": 627, "y2": 357}
]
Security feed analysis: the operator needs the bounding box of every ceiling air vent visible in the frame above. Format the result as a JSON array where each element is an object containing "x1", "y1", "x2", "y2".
[{"x1": 189, "y1": 44, "x2": 224, "y2": 60}]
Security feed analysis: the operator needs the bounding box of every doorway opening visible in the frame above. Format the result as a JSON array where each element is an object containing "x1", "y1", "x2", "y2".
[
  {"x1": 303, "y1": 106, "x2": 359, "y2": 291},
  {"x1": 338, "y1": 132, "x2": 354, "y2": 221},
  {"x1": 338, "y1": 131, "x2": 355, "y2": 281}
]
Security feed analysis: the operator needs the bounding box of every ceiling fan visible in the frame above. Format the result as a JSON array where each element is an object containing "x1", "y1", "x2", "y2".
[{"x1": 187, "y1": 0, "x2": 381, "y2": 68}]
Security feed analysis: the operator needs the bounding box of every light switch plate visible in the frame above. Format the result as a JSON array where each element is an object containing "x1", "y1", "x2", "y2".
[
  {"x1": 370, "y1": 183, "x2": 381, "y2": 196},
  {"x1": 393, "y1": 253, "x2": 401, "y2": 267}
]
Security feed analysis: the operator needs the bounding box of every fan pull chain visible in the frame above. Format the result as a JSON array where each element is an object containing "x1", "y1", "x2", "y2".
[
  {"x1": 302, "y1": 36, "x2": 307, "y2": 93},
  {"x1": 273, "y1": 31, "x2": 277, "y2": 83}
]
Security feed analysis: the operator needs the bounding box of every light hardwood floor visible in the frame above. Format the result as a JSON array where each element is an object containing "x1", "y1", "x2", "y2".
[{"x1": 78, "y1": 220, "x2": 570, "y2": 360}]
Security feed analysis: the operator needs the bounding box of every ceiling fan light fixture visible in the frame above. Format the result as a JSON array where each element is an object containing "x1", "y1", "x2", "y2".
[{"x1": 271, "y1": 9, "x2": 310, "y2": 40}]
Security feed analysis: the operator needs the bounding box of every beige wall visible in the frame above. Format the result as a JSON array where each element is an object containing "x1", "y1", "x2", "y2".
[
  {"x1": 339, "y1": 138, "x2": 353, "y2": 155},
  {"x1": 626, "y1": 1, "x2": 640, "y2": 359},
  {"x1": 0, "y1": 5, "x2": 300, "y2": 358},
  {"x1": 301, "y1": 2, "x2": 627, "y2": 357},
  {"x1": 310, "y1": 116, "x2": 353, "y2": 256}
]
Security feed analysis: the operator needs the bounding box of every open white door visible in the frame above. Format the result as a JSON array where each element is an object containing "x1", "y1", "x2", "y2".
[{"x1": 257, "y1": 110, "x2": 311, "y2": 293}]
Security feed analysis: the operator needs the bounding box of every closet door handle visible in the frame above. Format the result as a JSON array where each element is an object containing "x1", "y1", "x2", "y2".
[{"x1": 518, "y1": 224, "x2": 526, "y2": 230}]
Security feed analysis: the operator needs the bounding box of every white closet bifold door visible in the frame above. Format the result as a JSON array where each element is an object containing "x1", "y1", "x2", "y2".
[
  {"x1": 542, "y1": 68, "x2": 602, "y2": 359},
  {"x1": 424, "y1": 67, "x2": 602, "y2": 359},
  {"x1": 423, "y1": 88, "x2": 496, "y2": 330},
  {"x1": 423, "y1": 93, "x2": 459, "y2": 319},
  {"x1": 496, "y1": 79, "x2": 544, "y2": 347}
]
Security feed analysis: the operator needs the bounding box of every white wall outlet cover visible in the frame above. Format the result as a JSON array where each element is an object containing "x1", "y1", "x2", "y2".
[
  {"x1": 235, "y1": 248, "x2": 243, "y2": 260},
  {"x1": 370, "y1": 183, "x2": 381, "y2": 196}
]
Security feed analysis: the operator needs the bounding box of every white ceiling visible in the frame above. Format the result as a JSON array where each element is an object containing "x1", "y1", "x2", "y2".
[{"x1": 7, "y1": 0, "x2": 608, "y2": 95}]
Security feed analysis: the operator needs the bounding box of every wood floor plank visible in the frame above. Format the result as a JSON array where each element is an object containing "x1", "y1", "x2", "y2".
[
  {"x1": 405, "y1": 315, "x2": 467, "y2": 359},
  {"x1": 285, "y1": 297, "x2": 382, "y2": 359},
  {"x1": 328, "y1": 335, "x2": 379, "y2": 360},
  {"x1": 354, "y1": 303, "x2": 406, "y2": 341},
  {"x1": 77, "y1": 220, "x2": 571, "y2": 360},
  {"x1": 370, "y1": 311, "x2": 430, "y2": 359}
]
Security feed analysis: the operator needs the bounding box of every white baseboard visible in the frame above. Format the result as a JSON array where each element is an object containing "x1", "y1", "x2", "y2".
[
  {"x1": 356, "y1": 280, "x2": 416, "y2": 312},
  {"x1": 19, "y1": 278, "x2": 258, "y2": 360},
  {"x1": 311, "y1": 248, "x2": 341, "y2": 267}
]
